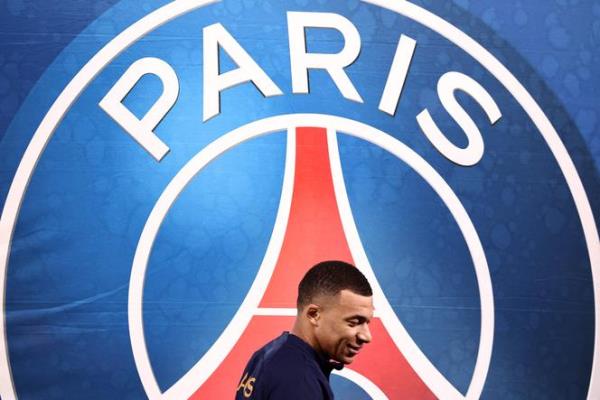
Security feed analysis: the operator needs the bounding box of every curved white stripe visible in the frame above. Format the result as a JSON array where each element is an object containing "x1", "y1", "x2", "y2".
[
  {"x1": 333, "y1": 367, "x2": 389, "y2": 400},
  {"x1": 327, "y1": 128, "x2": 493, "y2": 399},
  {"x1": 362, "y1": 2, "x2": 600, "y2": 398},
  {"x1": 129, "y1": 115, "x2": 492, "y2": 399},
  {"x1": 130, "y1": 127, "x2": 295, "y2": 399}
]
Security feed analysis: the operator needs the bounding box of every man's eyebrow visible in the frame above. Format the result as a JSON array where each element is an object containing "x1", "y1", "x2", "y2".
[{"x1": 346, "y1": 315, "x2": 370, "y2": 323}]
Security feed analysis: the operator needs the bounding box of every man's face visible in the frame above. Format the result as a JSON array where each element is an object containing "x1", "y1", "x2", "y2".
[{"x1": 313, "y1": 289, "x2": 374, "y2": 364}]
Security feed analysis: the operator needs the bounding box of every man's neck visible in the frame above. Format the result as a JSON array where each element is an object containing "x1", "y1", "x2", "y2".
[
  {"x1": 291, "y1": 317, "x2": 321, "y2": 354},
  {"x1": 290, "y1": 320, "x2": 344, "y2": 372}
]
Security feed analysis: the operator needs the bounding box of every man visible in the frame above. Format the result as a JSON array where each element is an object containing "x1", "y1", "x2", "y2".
[{"x1": 235, "y1": 260, "x2": 374, "y2": 399}]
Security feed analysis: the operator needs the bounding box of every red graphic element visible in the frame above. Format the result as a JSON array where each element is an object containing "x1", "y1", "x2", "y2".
[
  {"x1": 190, "y1": 127, "x2": 435, "y2": 399},
  {"x1": 260, "y1": 127, "x2": 354, "y2": 308}
]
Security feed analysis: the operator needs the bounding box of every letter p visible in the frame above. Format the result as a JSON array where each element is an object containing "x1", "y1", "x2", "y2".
[{"x1": 99, "y1": 57, "x2": 179, "y2": 161}]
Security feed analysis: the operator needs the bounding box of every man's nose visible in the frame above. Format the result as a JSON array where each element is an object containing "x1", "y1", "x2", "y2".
[{"x1": 357, "y1": 324, "x2": 372, "y2": 344}]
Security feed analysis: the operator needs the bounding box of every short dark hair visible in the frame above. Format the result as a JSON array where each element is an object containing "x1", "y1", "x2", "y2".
[{"x1": 297, "y1": 260, "x2": 373, "y2": 309}]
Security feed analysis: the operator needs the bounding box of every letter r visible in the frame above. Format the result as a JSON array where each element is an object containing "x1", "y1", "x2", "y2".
[{"x1": 287, "y1": 11, "x2": 363, "y2": 103}]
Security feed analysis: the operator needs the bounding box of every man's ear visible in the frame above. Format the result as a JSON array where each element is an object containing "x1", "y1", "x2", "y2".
[{"x1": 305, "y1": 304, "x2": 321, "y2": 326}]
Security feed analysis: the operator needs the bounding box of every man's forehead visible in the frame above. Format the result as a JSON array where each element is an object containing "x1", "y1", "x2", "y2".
[
  {"x1": 316, "y1": 290, "x2": 373, "y2": 319},
  {"x1": 312, "y1": 289, "x2": 373, "y2": 309},
  {"x1": 337, "y1": 289, "x2": 373, "y2": 305}
]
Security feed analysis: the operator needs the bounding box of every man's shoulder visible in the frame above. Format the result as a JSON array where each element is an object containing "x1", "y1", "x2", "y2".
[
  {"x1": 251, "y1": 332, "x2": 328, "y2": 386},
  {"x1": 260, "y1": 336, "x2": 330, "y2": 398},
  {"x1": 238, "y1": 333, "x2": 332, "y2": 399},
  {"x1": 257, "y1": 333, "x2": 312, "y2": 375}
]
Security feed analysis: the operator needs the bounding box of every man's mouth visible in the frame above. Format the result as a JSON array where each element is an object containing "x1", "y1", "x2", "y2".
[{"x1": 347, "y1": 345, "x2": 362, "y2": 356}]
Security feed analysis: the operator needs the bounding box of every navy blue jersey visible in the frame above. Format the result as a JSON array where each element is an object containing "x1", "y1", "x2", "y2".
[{"x1": 235, "y1": 332, "x2": 336, "y2": 399}]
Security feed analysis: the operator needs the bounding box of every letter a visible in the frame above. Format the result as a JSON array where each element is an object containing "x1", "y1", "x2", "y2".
[{"x1": 203, "y1": 23, "x2": 283, "y2": 121}]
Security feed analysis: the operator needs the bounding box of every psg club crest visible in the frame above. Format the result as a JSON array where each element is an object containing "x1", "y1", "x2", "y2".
[{"x1": 0, "y1": 1, "x2": 598, "y2": 399}]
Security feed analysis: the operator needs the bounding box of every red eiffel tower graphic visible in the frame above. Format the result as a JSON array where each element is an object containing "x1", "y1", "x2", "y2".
[{"x1": 190, "y1": 127, "x2": 435, "y2": 399}]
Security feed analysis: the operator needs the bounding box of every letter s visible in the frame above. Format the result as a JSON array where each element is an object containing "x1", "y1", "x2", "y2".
[{"x1": 416, "y1": 71, "x2": 501, "y2": 166}]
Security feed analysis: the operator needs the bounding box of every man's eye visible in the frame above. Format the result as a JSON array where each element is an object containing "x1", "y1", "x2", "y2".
[{"x1": 347, "y1": 320, "x2": 359, "y2": 327}]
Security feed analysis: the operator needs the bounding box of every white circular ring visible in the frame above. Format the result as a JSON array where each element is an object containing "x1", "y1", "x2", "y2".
[{"x1": 0, "y1": 1, "x2": 597, "y2": 399}]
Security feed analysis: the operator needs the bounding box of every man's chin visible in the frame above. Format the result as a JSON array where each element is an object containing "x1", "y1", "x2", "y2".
[
  {"x1": 340, "y1": 354, "x2": 357, "y2": 365},
  {"x1": 330, "y1": 355, "x2": 355, "y2": 366}
]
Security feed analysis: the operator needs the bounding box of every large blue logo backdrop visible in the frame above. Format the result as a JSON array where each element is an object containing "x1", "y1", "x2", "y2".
[{"x1": 0, "y1": 1, "x2": 598, "y2": 399}]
